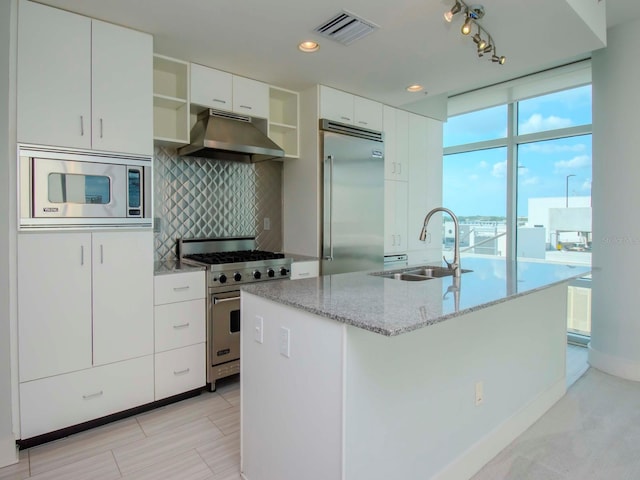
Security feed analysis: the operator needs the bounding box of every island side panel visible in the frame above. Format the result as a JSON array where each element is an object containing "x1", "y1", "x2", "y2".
[
  {"x1": 344, "y1": 283, "x2": 568, "y2": 480},
  {"x1": 241, "y1": 292, "x2": 346, "y2": 480}
]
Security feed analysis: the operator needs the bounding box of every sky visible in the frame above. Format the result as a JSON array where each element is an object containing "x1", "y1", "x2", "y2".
[{"x1": 442, "y1": 85, "x2": 592, "y2": 218}]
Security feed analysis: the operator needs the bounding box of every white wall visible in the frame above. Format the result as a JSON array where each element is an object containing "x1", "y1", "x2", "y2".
[
  {"x1": 0, "y1": 0, "x2": 18, "y2": 467},
  {"x1": 589, "y1": 18, "x2": 640, "y2": 379}
]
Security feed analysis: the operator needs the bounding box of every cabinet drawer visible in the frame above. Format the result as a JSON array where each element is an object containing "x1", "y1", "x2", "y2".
[
  {"x1": 290, "y1": 260, "x2": 319, "y2": 280},
  {"x1": 155, "y1": 344, "x2": 206, "y2": 400},
  {"x1": 20, "y1": 355, "x2": 153, "y2": 439},
  {"x1": 154, "y1": 271, "x2": 205, "y2": 305},
  {"x1": 155, "y1": 299, "x2": 206, "y2": 352}
]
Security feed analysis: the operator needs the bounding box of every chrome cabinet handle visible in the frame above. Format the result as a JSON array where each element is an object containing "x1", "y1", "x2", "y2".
[
  {"x1": 340, "y1": 116, "x2": 351, "y2": 122},
  {"x1": 213, "y1": 98, "x2": 226, "y2": 104},
  {"x1": 100, "y1": 245, "x2": 104, "y2": 264},
  {"x1": 100, "y1": 118, "x2": 104, "y2": 138},
  {"x1": 173, "y1": 286, "x2": 190, "y2": 292},
  {"x1": 80, "y1": 115, "x2": 84, "y2": 136},
  {"x1": 82, "y1": 390, "x2": 103, "y2": 400},
  {"x1": 80, "y1": 245, "x2": 84, "y2": 265},
  {"x1": 173, "y1": 368, "x2": 190, "y2": 376},
  {"x1": 239, "y1": 105, "x2": 252, "y2": 110},
  {"x1": 398, "y1": 163, "x2": 402, "y2": 175},
  {"x1": 358, "y1": 120, "x2": 368, "y2": 125},
  {"x1": 173, "y1": 322, "x2": 190, "y2": 329}
]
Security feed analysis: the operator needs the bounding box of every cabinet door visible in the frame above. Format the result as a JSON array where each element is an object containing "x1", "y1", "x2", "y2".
[
  {"x1": 354, "y1": 96, "x2": 383, "y2": 132},
  {"x1": 383, "y1": 106, "x2": 397, "y2": 180},
  {"x1": 190, "y1": 63, "x2": 233, "y2": 110},
  {"x1": 396, "y1": 110, "x2": 410, "y2": 181},
  {"x1": 92, "y1": 231, "x2": 154, "y2": 365},
  {"x1": 233, "y1": 76, "x2": 269, "y2": 119},
  {"x1": 18, "y1": 233, "x2": 92, "y2": 382},
  {"x1": 394, "y1": 181, "x2": 409, "y2": 252},
  {"x1": 17, "y1": 0, "x2": 91, "y2": 149},
  {"x1": 91, "y1": 20, "x2": 153, "y2": 156},
  {"x1": 319, "y1": 86, "x2": 354, "y2": 124}
]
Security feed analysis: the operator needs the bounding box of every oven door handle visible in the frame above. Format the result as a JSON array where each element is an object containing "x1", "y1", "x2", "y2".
[{"x1": 213, "y1": 296, "x2": 241, "y2": 304}]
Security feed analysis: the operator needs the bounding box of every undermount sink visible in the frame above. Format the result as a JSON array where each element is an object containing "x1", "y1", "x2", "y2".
[
  {"x1": 380, "y1": 272, "x2": 433, "y2": 282},
  {"x1": 372, "y1": 265, "x2": 472, "y2": 281}
]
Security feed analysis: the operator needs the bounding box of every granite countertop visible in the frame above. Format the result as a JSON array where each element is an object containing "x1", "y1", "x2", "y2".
[
  {"x1": 154, "y1": 259, "x2": 207, "y2": 275},
  {"x1": 241, "y1": 257, "x2": 591, "y2": 336}
]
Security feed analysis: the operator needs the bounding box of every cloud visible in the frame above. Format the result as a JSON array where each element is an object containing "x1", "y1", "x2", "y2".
[
  {"x1": 581, "y1": 179, "x2": 592, "y2": 191},
  {"x1": 492, "y1": 160, "x2": 507, "y2": 178},
  {"x1": 478, "y1": 161, "x2": 488, "y2": 169},
  {"x1": 517, "y1": 166, "x2": 530, "y2": 175},
  {"x1": 519, "y1": 114, "x2": 573, "y2": 134},
  {"x1": 554, "y1": 155, "x2": 591, "y2": 172}
]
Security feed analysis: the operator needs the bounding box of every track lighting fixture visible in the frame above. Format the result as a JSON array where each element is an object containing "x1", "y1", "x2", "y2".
[
  {"x1": 444, "y1": 1, "x2": 462, "y2": 23},
  {"x1": 443, "y1": 1, "x2": 507, "y2": 65}
]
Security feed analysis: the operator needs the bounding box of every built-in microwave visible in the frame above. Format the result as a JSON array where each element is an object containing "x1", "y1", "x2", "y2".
[{"x1": 19, "y1": 145, "x2": 152, "y2": 229}]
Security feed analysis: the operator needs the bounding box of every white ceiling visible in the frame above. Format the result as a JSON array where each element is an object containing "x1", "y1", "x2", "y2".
[{"x1": 33, "y1": 0, "x2": 640, "y2": 114}]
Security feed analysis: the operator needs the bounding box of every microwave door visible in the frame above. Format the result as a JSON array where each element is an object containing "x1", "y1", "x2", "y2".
[{"x1": 32, "y1": 158, "x2": 127, "y2": 218}]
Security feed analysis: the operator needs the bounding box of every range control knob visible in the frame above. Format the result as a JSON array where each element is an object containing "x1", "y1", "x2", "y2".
[
  {"x1": 233, "y1": 272, "x2": 242, "y2": 282},
  {"x1": 218, "y1": 274, "x2": 227, "y2": 284},
  {"x1": 267, "y1": 268, "x2": 275, "y2": 278},
  {"x1": 253, "y1": 270, "x2": 262, "y2": 280},
  {"x1": 280, "y1": 267, "x2": 290, "y2": 276}
]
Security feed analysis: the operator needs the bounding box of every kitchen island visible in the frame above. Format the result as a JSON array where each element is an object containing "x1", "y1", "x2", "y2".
[{"x1": 240, "y1": 257, "x2": 590, "y2": 480}]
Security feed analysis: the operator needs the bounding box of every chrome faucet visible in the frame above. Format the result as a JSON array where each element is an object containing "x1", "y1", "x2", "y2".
[{"x1": 419, "y1": 207, "x2": 461, "y2": 278}]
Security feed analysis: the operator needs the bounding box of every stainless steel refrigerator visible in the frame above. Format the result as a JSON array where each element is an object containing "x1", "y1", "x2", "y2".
[{"x1": 320, "y1": 119, "x2": 384, "y2": 275}]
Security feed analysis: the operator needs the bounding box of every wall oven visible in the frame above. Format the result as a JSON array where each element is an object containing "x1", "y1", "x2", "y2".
[{"x1": 19, "y1": 145, "x2": 152, "y2": 229}]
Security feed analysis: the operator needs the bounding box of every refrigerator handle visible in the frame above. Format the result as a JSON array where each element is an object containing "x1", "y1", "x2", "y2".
[{"x1": 323, "y1": 154, "x2": 334, "y2": 261}]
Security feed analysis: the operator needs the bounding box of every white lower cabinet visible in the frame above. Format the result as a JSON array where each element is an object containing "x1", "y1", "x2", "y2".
[
  {"x1": 155, "y1": 344, "x2": 206, "y2": 400},
  {"x1": 20, "y1": 355, "x2": 153, "y2": 439},
  {"x1": 290, "y1": 260, "x2": 319, "y2": 280},
  {"x1": 154, "y1": 271, "x2": 207, "y2": 400}
]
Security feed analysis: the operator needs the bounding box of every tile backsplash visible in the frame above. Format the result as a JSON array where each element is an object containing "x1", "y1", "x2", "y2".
[{"x1": 153, "y1": 146, "x2": 283, "y2": 261}]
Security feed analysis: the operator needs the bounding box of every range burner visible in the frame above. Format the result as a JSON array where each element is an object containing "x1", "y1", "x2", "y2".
[
  {"x1": 184, "y1": 250, "x2": 286, "y2": 265},
  {"x1": 178, "y1": 237, "x2": 292, "y2": 290}
]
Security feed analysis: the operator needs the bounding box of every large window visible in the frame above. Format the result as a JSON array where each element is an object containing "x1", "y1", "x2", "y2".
[{"x1": 443, "y1": 81, "x2": 592, "y2": 339}]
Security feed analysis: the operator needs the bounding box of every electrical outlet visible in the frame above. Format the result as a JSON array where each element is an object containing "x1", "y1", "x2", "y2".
[
  {"x1": 279, "y1": 327, "x2": 290, "y2": 358},
  {"x1": 263, "y1": 217, "x2": 271, "y2": 230},
  {"x1": 254, "y1": 316, "x2": 263, "y2": 344},
  {"x1": 475, "y1": 381, "x2": 484, "y2": 406}
]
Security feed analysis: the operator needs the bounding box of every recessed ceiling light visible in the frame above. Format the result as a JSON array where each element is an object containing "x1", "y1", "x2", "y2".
[
  {"x1": 406, "y1": 84, "x2": 424, "y2": 93},
  {"x1": 298, "y1": 41, "x2": 320, "y2": 53}
]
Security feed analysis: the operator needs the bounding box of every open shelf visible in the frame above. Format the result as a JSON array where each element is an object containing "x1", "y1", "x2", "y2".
[
  {"x1": 269, "y1": 86, "x2": 299, "y2": 158},
  {"x1": 153, "y1": 55, "x2": 190, "y2": 145}
]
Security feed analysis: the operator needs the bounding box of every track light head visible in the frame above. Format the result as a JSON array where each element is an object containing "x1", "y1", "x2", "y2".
[
  {"x1": 444, "y1": 1, "x2": 462, "y2": 22},
  {"x1": 461, "y1": 13, "x2": 472, "y2": 35}
]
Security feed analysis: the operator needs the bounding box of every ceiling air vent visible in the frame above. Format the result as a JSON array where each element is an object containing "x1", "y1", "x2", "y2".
[{"x1": 314, "y1": 10, "x2": 379, "y2": 46}]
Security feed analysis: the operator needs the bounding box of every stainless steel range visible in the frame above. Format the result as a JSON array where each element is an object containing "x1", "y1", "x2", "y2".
[{"x1": 178, "y1": 237, "x2": 291, "y2": 390}]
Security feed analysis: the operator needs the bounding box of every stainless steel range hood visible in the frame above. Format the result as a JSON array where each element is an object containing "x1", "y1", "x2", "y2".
[{"x1": 178, "y1": 109, "x2": 284, "y2": 163}]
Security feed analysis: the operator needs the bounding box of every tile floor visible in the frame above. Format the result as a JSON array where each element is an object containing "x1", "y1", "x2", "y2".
[
  {"x1": 0, "y1": 378, "x2": 241, "y2": 480},
  {"x1": 0, "y1": 345, "x2": 589, "y2": 480}
]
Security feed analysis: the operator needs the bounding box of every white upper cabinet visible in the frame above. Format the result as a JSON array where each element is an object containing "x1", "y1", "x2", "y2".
[
  {"x1": 383, "y1": 106, "x2": 409, "y2": 181},
  {"x1": 17, "y1": 0, "x2": 92, "y2": 150},
  {"x1": 190, "y1": 63, "x2": 233, "y2": 111},
  {"x1": 319, "y1": 86, "x2": 355, "y2": 124},
  {"x1": 319, "y1": 85, "x2": 383, "y2": 132},
  {"x1": 91, "y1": 20, "x2": 153, "y2": 156},
  {"x1": 17, "y1": 0, "x2": 153, "y2": 156},
  {"x1": 233, "y1": 75, "x2": 269, "y2": 119},
  {"x1": 354, "y1": 96, "x2": 383, "y2": 132},
  {"x1": 190, "y1": 64, "x2": 269, "y2": 119}
]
